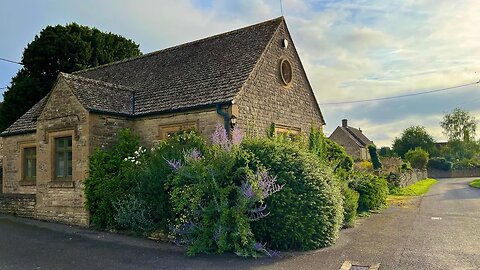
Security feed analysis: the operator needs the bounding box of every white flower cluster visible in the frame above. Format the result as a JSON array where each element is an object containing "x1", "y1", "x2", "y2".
[{"x1": 123, "y1": 146, "x2": 146, "y2": 165}]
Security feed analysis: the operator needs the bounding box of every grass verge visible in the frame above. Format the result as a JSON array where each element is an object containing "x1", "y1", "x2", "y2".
[
  {"x1": 391, "y1": 178, "x2": 438, "y2": 196},
  {"x1": 388, "y1": 178, "x2": 438, "y2": 207},
  {"x1": 469, "y1": 179, "x2": 480, "y2": 189}
]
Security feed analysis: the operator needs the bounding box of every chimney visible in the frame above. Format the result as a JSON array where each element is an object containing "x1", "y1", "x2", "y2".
[{"x1": 342, "y1": 119, "x2": 348, "y2": 127}]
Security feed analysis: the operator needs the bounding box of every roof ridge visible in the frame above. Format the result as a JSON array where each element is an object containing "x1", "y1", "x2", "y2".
[
  {"x1": 345, "y1": 126, "x2": 368, "y2": 146},
  {"x1": 60, "y1": 72, "x2": 136, "y2": 93},
  {"x1": 73, "y1": 17, "x2": 284, "y2": 75}
]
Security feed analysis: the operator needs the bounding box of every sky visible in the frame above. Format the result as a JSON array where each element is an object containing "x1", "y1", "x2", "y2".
[{"x1": 1, "y1": 0, "x2": 479, "y2": 146}]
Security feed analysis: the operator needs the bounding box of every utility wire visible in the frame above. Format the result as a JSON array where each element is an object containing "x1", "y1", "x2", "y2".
[
  {"x1": 0, "y1": 57, "x2": 22, "y2": 65},
  {"x1": 320, "y1": 81, "x2": 480, "y2": 105},
  {"x1": 0, "y1": 87, "x2": 7, "y2": 89}
]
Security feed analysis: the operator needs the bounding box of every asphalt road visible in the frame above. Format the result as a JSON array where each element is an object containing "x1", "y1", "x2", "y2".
[{"x1": 0, "y1": 177, "x2": 479, "y2": 270}]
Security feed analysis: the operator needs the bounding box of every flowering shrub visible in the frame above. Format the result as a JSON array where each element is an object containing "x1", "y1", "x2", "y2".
[
  {"x1": 167, "y1": 124, "x2": 282, "y2": 257},
  {"x1": 242, "y1": 139, "x2": 344, "y2": 250},
  {"x1": 85, "y1": 129, "x2": 143, "y2": 229}
]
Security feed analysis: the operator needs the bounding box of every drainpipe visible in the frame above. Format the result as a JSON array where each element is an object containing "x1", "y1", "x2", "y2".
[{"x1": 215, "y1": 104, "x2": 230, "y2": 132}]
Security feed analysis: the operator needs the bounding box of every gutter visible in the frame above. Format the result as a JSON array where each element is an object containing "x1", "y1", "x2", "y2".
[{"x1": 215, "y1": 104, "x2": 230, "y2": 131}]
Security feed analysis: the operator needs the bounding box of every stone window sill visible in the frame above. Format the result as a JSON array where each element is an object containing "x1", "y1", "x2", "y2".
[
  {"x1": 19, "y1": 180, "x2": 36, "y2": 186},
  {"x1": 48, "y1": 181, "x2": 75, "y2": 188}
]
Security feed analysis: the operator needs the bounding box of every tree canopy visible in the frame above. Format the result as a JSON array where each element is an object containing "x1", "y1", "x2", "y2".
[
  {"x1": 0, "y1": 23, "x2": 141, "y2": 131},
  {"x1": 440, "y1": 108, "x2": 477, "y2": 142},
  {"x1": 392, "y1": 125, "x2": 435, "y2": 158}
]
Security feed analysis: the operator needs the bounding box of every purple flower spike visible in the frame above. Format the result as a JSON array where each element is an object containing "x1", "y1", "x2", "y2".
[
  {"x1": 211, "y1": 123, "x2": 230, "y2": 150},
  {"x1": 189, "y1": 149, "x2": 202, "y2": 160},
  {"x1": 256, "y1": 171, "x2": 284, "y2": 199},
  {"x1": 248, "y1": 203, "x2": 269, "y2": 221},
  {"x1": 253, "y1": 242, "x2": 265, "y2": 251},
  {"x1": 231, "y1": 126, "x2": 244, "y2": 145},
  {"x1": 241, "y1": 182, "x2": 255, "y2": 199},
  {"x1": 165, "y1": 158, "x2": 183, "y2": 170}
]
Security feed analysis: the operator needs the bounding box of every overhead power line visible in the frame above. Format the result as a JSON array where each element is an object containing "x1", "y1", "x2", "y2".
[
  {"x1": 320, "y1": 81, "x2": 480, "y2": 106},
  {"x1": 0, "y1": 57, "x2": 22, "y2": 65}
]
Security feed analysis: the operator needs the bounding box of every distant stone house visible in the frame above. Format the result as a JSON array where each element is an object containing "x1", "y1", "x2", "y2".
[
  {"x1": 0, "y1": 17, "x2": 325, "y2": 226},
  {"x1": 329, "y1": 119, "x2": 373, "y2": 160}
]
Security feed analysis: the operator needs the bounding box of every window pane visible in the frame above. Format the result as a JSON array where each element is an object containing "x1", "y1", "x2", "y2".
[
  {"x1": 56, "y1": 138, "x2": 64, "y2": 149},
  {"x1": 23, "y1": 147, "x2": 36, "y2": 181},
  {"x1": 67, "y1": 151, "x2": 72, "y2": 176},
  {"x1": 57, "y1": 152, "x2": 64, "y2": 177}
]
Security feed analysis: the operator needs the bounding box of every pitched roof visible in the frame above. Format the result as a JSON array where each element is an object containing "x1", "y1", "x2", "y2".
[
  {"x1": 2, "y1": 17, "x2": 309, "y2": 136},
  {"x1": 1, "y1": 95, "x2": 49, "y2": 136},
  {"x1": 62, "y1": 73, "x2": 135, "y2": 115},
  {"x1": 74, "y1": 17, "x2": 283, "y2": 115},
  {"x1": 341, "y1": 126, "x2": 373, "y2": 147}
]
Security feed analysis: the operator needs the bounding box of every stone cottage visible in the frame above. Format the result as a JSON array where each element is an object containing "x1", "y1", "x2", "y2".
[
  {"x1": 0, "y1": 17, "x2": 325, "y2": 226},
  {"x1": 329, "y1": 119, "x2": 373, "y2": 160}
]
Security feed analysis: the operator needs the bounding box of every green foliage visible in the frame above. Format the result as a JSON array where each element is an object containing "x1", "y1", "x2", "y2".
[
  {"x1": 441, "y1": 140, "x2": 480, "y2": 162},
  {"x1": 349, "y1": 173, "x2": 388, "y2": 212},
  {"x1": 391, "y1": 178, "x2": 438, "y2": 196},
  {"x1": 368, "y1": 144, "x2": 382, "y2": 169},
  {"x1": 427, "y1": 157, "x2": 452, "y2": 171},
  {"x1": 113, "y1": 194, "x2": 154, "y2": 233},
  {"x1": 168, "y1": 145, "x2": 264, "y2": 256},
  {"x1": 405, "y1": 147, "x2": 429, "y2": 169},
  {"x1": 469, "y1": 179, "x2": 480, "y2": 189},
  {"x1": 0, "y1": 23, "x2": 141, "y2": 131},
  {"x1": 308, "y1": 127, "x2": 353, "y2": 172},
  {"x1": 267, "y1": 122, "x2": 276, "y2": 138},
  {"x1": 84, "y1": 129, "x2": 142, "y2": 229},
  {"x1": 452, "y1": 158, "x2": 480, "y2": 170},
  {"x1": 340, "y1": 184, "x2": 359, "y2": 228},
  {"x1": 379, "y1": 146, "x2": 397, "y2": 157},
  {"x1": 441, "y1": 108, "x2": 477, "y2": 142},
  {"x1": 243, "y1": 139, "x2": 344, "y2": 250},
  {"x1": 392, "y1": 126, "x2": 435, "y2": 158}
]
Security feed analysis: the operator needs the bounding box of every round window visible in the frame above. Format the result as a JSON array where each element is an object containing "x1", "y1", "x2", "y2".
[{"x1": 280, "y1": 59, "x2": 293, "y2": 85}]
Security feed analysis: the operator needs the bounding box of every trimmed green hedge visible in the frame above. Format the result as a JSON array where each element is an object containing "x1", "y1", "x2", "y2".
[
  {"x1": 243, "y1": 139, "x2": 344, "y2": 250},
  {"x1": 349, "y1": 173, "x2": 388, "y2": 212}
]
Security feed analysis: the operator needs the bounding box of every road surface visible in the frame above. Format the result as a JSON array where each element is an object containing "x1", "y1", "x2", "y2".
[{"x1": 0, "y1": 177, "x2": 479, "y2": 269}]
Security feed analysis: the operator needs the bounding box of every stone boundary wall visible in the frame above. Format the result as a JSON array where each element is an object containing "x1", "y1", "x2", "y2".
[
  {"x1": 398, "y1": 169, "x2": 428, "y2": 187},
  {"x1": 386, "y1": 169, "x2": 428, "y2": 188},
  {"x1": 0, "y1": 194, "x2": 36, "y2": 218},
  {"x1": 428, "y1": 168, "x2": 480, "y2": 179}
]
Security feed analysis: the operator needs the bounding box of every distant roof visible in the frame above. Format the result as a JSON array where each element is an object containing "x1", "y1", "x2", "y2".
[{"x1": 337, "y1": 126, "x2": 374, "y2": 147}]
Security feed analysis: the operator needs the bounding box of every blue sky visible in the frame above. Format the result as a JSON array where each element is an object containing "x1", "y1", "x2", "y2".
[{"x1": 1, "y1": 0, "x2": 479, "y2": 146}]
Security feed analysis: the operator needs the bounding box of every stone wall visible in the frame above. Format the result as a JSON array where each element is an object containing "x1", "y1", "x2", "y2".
[
  {"x1": 235, "y1": 22, "x2": 324, "y2": 137},
  {"x1": 133, "y1": 108, "x2": 223, "y2": 148},
  {"x1": 1, "y1": 133, "x2": 37, "y2": 194},
  {"x1": 89, "y1": 113, "x2": 132, "y2": 151},
  {"x1": 398, "y1": 169, "x2": 428, "y2": 187},
  {"x1": 35, "y1": 77, "x2": 90, "y2": 226},
  {"x1": 0, "y1": 194, "x2": 36, "y2": 218},
  {"x1": 428, "y1": 168, "x2": 480, "y2": 179}
]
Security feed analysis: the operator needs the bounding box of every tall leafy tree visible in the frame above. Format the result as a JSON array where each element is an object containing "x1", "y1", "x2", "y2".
[
  {"x1": 0, "y1": 23, "x2": 141, "y2": 131},
  {"x1": 392, "y1": 125, "x2": 435, "y2": 158},
  {"x1": 440, "y1": 108, "x2": 477, "y2": 142}
]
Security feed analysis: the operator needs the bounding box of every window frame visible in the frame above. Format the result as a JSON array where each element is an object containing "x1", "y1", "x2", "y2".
[
  {"x1": 18, "y1": 141, "x2": 37, "y2": 185},
  {"x1": 23, "y1": 147, "x2": 37, "y2": 182},
  {"x1": 274, "y1": 124, "x2": 301, "y2": 138},
  {"x1": 158, "y1": 121, "x2": 198, "y2": 140},
  {"x1": 54, "y1": 136, "x2": 73, "y2": 181}
]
